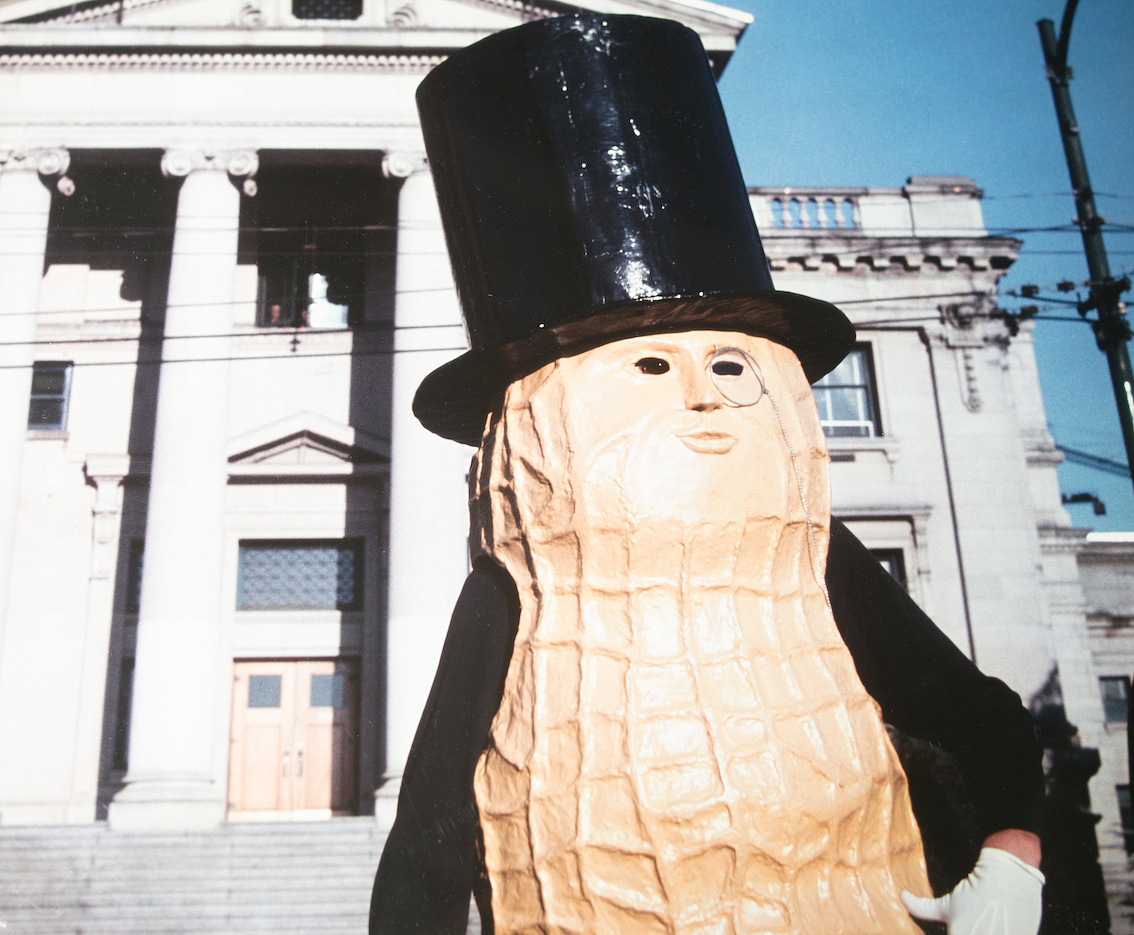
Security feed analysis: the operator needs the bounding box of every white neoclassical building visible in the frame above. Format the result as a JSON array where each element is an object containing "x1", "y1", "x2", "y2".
[{"x1": 0, "y1": 0, "x2": 1130, "y2": 931}]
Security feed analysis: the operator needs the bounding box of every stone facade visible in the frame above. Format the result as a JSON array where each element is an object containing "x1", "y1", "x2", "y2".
[
  {"x1": 1081, "y1": 532, "x2": 1134, "y2": 929},
  {"x1": 0, "y1": 0, "x2": 1130, "y2": 929}
]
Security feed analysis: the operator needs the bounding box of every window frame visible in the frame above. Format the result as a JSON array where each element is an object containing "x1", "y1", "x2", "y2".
[
  {"x1": 254, "y1": 243, "x2": 359, "y2": 330},
  {"x1": 870, "y1": 548, "x2": 908, "y2": 591},
  {"x1": 27, "y1": 361, "x2": 73, "y2": 432},
  {"x1": 1100, "y1": 675, "x2": 1130, "y2": 724},
  {"x1": 810, "y1": 343, "x2": 882, "y2": 439},
  {"x1": 1118, "y1": 785, "x2": 1134, "y2": 856}
]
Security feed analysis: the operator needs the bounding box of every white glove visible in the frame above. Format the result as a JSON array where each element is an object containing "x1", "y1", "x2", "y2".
[{"x1": 901, "y1": 847, "x2": 1045, "y2": 935}]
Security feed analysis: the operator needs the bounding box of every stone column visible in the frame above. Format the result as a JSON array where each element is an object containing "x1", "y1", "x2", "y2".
[
  {"x1": 69, "y1": 456, "x2": 131, "y2": 821},
  {"x1": 0, "y1": 148, "x2": 69, "y2": 653},
  {"x1": 108, "y1": 149, "x2": 257, "y2": 831},
  {"x1": 377, "y1": 153, "x2": 471, "y2": 824}
]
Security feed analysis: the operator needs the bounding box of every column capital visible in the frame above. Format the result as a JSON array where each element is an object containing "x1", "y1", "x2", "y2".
[
  {"x1": 84, "y1": 454, "x2": 131, "y2": 499},
  {"x1": 0, "y1": 148, "x2": 73, "y2": 194},
  {"x1": 0, "y1": 147, "x2": 69, "y2": 177},
  {"x1": 162, "y1": 148, "x2": 259, "y2": 184},
  {"x1": 382, "y1": 151, "x2": 428, "y2": 179}
]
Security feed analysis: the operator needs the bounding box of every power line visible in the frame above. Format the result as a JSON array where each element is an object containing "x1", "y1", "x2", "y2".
[
  {"x1": 0, "y1": 306, "x2": 1094, "y2": 364},
  {"x1": 985, "y1": 191, "x2": 1134, "y2": 201},
  {"x1": 0, "y1": 320, "x2": 464, "y2": 348},
  {"x1": 0, "y1": 220, "x2": 1128, "y2": 238},
  {"x1": 0, "y1": 345, "x2": 469, "y2": 371},
  {"x1": 1057, "y1": 444, "x2": 1131, "y2": 479},
  {"x1": 0, "y1": 284, "x2": 459, "y2": 318}
]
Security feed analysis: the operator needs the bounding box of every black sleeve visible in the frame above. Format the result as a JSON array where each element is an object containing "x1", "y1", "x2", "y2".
[
  {"x1": 825, "y1": 518, "x2": 1045, "y2": 839},
  {"x1": 369, "y1": 558, "x2": 519, "y2": 935}
]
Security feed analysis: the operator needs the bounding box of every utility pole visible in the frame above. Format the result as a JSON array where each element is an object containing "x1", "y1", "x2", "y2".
[{"x1": 1038, "y1": 1, "x2": 1134, "y2": 497}]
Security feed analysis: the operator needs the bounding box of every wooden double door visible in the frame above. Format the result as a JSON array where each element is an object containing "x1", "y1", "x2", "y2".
[{"x1": 228, "y1": 658, "x2": 359, "y2": 820}]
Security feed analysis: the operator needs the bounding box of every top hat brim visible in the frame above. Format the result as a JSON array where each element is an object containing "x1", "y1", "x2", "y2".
[{"x1": 413, "y1": 290, "x2": 856, "y2": 446}]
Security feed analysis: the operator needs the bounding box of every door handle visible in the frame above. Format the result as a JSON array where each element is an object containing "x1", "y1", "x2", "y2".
[{"x1": 282, "y1": 752, "x2": 289, "y2": 776}]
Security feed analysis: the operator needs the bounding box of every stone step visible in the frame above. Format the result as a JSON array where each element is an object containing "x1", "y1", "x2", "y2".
[
  {"x1": 3, "y1": 850, "x2": 381, "y2": 869},
  {"x1": 0, "y1": 819, "x2": 397, "y2": 935}
]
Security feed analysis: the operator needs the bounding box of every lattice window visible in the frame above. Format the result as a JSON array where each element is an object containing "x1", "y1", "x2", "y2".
[
  {"x1": 237, "y1": 539, "x2": 363, "y2": 611},
  {"x1": 292, "y1": 0, "x2": 361, "y2": 20}
]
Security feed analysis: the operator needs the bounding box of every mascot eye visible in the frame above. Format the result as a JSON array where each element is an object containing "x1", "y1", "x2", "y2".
[
  {"x1": 635, "y1": 357, "x2": 670, "y2": 375},
  {"x1": 711, "y1": 361, "x2": 744, "y2": 377},
  {"x1": 709, "y1": 348, "x2": 765, "y2": 407}
]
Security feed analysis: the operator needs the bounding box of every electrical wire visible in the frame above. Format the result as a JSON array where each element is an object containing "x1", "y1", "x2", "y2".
[
  {"x1": 0, "y1": 345, "x2": 469, "y2": 371},
  {"x1": 1, "y1": 219, "x2": 1130, "y2": 237},
  {"x1": 0, "y1": 306, "x2": 1103, "y2": 368}
]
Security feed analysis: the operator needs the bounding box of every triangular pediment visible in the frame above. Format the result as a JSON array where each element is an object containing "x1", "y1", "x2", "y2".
[
  {"x1": 228, "y1": 412, "x2": 389, "y2": 473},
  {"x1": 0, "y1": 0, "x2": 748, "y2": 63}
]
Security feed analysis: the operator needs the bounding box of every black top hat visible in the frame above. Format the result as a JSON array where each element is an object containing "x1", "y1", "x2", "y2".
[{"x1": 413, "y1": 14, "x2": 854, "y2": 445}]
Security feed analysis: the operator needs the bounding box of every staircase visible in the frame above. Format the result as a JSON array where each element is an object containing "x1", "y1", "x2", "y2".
[{"x1": 0, "y1": 818, "x2": 389, "y2": 934}]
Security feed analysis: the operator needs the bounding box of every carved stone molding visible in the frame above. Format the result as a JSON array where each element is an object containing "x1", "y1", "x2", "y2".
[
  {"x1": 161, "y1": 149, "x2": 259, "y2": 179},
  {"x1": 235, "y1": 2, "x2": 266, "y2": 26},
  {"x1": 382, "y1": 151, "x2": 427, "y2": 179},
  {"x1": 0, "y1": 147, "x2": 74, "y2": 195},
  {"x1": 84, "y1": 455, "x2": 130, "y2": 582},
  {"x1": 0, "y1": 147, "x2": 70, "y2": 177},
  {"x1": 957, "y1": 348, "x2": 983, "y2": 413},
  {"x1": 0, "y1": 53, "x2": 447, "y2": 73},
  {"x1": 388, "y1": 2, "x2": 417, "y2": 26}
]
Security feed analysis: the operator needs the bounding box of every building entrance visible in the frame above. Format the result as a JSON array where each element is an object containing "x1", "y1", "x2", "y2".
[{"x1": 228, "y1": 658, "x2": 359, "y2": 820}]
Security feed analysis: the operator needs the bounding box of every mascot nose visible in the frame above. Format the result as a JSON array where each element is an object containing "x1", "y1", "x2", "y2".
[{"x1": 684, "y1": 364, "x2": 723, "y2": 412}]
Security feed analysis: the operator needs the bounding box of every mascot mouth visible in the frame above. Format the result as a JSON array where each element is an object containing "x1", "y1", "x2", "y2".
[{"x1": 678, "y1": 430, "x2": 737, "y2": 454}]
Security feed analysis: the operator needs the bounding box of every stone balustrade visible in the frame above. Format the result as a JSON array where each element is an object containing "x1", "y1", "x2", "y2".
[{"x1": 750, "y1": 176, "x2": 988, "y2": 239}]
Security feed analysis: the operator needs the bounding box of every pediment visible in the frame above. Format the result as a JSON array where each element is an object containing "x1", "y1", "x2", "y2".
[
  {"x1": 0, "y1": 0, "x2": 748, "y2": 63},
  {"x1": 228, "y1": 412, "x2": 389, "y2": 479}
]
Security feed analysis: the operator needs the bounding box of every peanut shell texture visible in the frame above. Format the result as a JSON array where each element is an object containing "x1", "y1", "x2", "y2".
[{"x1": 469, "y1": 331, "x2": 931, "y2": 935}]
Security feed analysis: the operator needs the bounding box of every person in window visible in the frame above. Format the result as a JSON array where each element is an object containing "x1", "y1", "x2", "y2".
[{"x1": 370, "y1": 15, "x2": 1044, "y2": 935}]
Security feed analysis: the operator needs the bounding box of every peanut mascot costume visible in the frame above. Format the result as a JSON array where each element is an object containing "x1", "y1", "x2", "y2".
[{"x1": 370, "y1": 15, "x2": 1045, "y2": 935}]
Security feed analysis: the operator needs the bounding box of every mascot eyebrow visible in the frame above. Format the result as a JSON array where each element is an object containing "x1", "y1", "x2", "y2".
[{"x1": 370, "y1": 13, "x2": 1045, "y2": 935}]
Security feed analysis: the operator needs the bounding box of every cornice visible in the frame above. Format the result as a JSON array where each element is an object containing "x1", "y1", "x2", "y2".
[
  {"x1": 0, "y1": 24, "x2": 496, "y2": 50},
  {"x1": 760, "y1": 234, "x2": 1020, "y2": 274},
  {"x1": 17, "y1": 0, "x2": 567, "y2": 25},
  {"x1": 761, "y1": 234, "x2": 1022, "y2": 252},
  {"x1": 0, "y1": 49, "x2": 446, "y2": 69},
  {"x1": 1037, "y1": 523, "x2": 1092, "y2": 556}
]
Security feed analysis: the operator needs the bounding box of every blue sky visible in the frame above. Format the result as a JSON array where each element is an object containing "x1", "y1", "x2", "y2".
[{"x1": 716, "y1": 0, "x2": 1134, "y2": 530}]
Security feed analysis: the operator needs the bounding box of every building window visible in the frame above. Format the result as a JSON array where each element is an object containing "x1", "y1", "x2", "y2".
[
  {"x1": 811, "y1": 346, "x2": 880, "y2": 438},
  {"x1": 27, "y1": 362, "x2": 72, "y2": 430},
  {"x1": 1118, "y1": 786, "x2": 1134, "y2": 855},
  {"x1": 292, "y1": 0, "x2": 361, "y2": 18},
  {"x1": 256, "y1": 253, "x2": 357, "y2": 329},
  {"x1": 311, "y1": 673, "x2": 347, "y2": 708},
  {"x1": 871, "y1": 548, "x2": 908, "y2": 590},
  {"x1": 1100, "y1": 676, "x2": 1130, "y2": 724},
  {"x1": 237, "y1": 539, "x2": 363, "y2": 611}
]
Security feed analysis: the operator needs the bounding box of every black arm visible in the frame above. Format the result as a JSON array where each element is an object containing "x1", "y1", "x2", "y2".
[
  {"x1": 369, "y1": 558, "x2": 519, "y2": 935},
  {"x1": 371, "y1": 521, "x2": 1046, "y2": 933},
  {"x1": 825, "y1": 518, "x2": 1045, "y2": 839}
]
